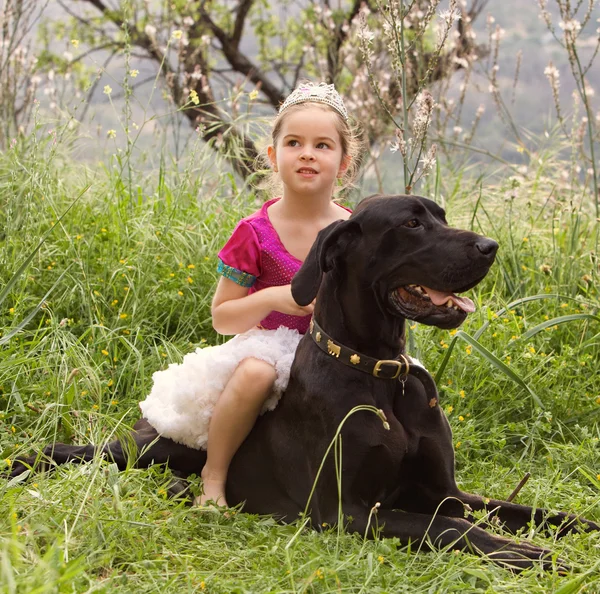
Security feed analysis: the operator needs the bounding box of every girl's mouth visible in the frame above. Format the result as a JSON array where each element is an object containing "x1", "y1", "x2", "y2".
[{"x1": 297, "y1": 168, "x2": 318, "y2": 176}]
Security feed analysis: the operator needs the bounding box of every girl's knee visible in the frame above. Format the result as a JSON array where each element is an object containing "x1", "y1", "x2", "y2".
[{"x1": 235, "y1": 358, "x2": 277, "y2": 389}]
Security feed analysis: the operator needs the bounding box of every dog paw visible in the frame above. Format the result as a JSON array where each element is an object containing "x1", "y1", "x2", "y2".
[{"x1": 486, "y1": 540, "x2": 568, "y2": 573}]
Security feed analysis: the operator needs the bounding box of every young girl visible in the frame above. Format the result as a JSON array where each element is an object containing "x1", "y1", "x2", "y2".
[{"x1": 139, "y1": 82, "x2": 363, "y2": 507}]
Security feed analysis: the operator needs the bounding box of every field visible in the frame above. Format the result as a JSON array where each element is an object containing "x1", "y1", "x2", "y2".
[{"x1": 0, "y1": 119, "x2": 599, "y2": 593}]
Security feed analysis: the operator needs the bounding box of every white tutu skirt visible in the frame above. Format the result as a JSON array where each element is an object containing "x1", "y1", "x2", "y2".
[{"x1": 139, "y1": 327, "x2": 302, "y2": 450}]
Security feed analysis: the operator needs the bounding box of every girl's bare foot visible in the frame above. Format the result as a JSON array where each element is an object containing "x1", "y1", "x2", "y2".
[{"x1": 193, "y1": 478, "x2": 228, "y2": 508}]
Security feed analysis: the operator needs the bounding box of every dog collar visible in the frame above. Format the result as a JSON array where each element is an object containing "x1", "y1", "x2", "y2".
[{"x1": 309, "y1": 318, "x2": 410, "y2": 380}]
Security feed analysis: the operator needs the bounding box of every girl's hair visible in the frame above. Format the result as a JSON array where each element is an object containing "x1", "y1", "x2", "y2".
[{"x1": 256, "y1": 101, "x2": 365, "y2": 198}]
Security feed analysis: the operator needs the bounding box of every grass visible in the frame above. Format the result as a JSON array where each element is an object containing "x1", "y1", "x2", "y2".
[{"x1": 1, "y1": 122, "x2": 600, "y2": 592}]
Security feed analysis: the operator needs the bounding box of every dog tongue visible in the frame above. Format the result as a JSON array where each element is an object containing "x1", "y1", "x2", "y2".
[{"x1": 423, "y1": 286, "x2": 476, "y2": 313}]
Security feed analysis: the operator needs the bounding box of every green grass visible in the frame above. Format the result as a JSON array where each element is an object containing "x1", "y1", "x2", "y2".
[{"x1": 1, "y1": 127, "x2": 600, "y2": 592}]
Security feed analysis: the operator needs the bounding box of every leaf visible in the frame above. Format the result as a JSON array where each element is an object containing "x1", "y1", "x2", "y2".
[
  {"x1": 521, "y1": 313, "x2": 599, "y2": 341},
  {"x1": 577, "y1": 467, "x2": 600, "y2": 489},
  {"x1": 0, "y1": 266, "x2": 72, "y2": 346},
  {"x1": 462, "y1": 568, "x2": 491, "y2": 583},
  {"x1": 0, "y1": 184, "x2": 89, "y2": 307},
  {"x1": 553, "y1": 563, "x2": 600, "y2": 594},
  {"x1": 473, "y1": 293, "x2": 586, "y2": 340},
  {"x1": 438, "y1": 331, "x2": 545, "y2": 410}
]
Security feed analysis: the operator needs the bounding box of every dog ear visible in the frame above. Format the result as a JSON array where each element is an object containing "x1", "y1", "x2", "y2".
[{"x1": 292, "y1": 219, "x2": 360, "y2": 306}]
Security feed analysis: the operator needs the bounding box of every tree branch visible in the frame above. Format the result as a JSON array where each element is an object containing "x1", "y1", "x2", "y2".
[
  {"x1": 197, "y1": 3, "x2": 285, "y2": 107},
  {"x1": 232, "y1": 0, "x2": 254, "y2": 48}
]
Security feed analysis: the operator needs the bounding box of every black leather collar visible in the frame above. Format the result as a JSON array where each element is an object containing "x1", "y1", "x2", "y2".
[{"x1": 309, "y1": 318, "x2": 410, "y2": 380}]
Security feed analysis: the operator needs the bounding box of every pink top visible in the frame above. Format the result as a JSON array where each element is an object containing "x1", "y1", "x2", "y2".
[{"x1": 217, "y1": 197, "x2": 351, "y2": 334}]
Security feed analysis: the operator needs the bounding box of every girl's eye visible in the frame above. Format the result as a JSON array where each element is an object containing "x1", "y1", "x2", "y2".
[
  {"x1": 317, "y1": 142, "x2": 329, "y2": 149},
  {"x1": 403, "y1": 219, "x2": 420, "y2": 229},
  {"x1": 288, "y1": 139, "x2": 299, "y2": 147}
]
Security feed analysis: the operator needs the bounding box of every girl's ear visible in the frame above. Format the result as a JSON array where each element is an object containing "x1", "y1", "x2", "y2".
[
  {"x1": 337, "y1": 154, "x2": 351, "y2": 178},
  {"x1": 267, "y1": 145, "x2": 278, "y2": 172}
]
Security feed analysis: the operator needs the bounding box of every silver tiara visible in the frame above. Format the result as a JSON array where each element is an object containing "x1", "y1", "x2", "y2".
[{"x1": 278, "y1": 82, "x2": 348, "y2": 121}]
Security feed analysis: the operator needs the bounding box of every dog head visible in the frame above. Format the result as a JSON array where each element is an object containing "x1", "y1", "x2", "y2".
[{"x1": 292, "y1": 194, "x2": 498, "y2": 330}]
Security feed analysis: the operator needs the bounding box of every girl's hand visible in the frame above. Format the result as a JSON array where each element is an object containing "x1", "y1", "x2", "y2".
[{"x1": 268, "y1": 285, "x2": 314, "y2": 316}]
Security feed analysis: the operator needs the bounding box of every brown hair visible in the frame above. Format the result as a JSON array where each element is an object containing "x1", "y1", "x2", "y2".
[{"x1": 256, "y1": 101, "x2": 365, "y2": 198}]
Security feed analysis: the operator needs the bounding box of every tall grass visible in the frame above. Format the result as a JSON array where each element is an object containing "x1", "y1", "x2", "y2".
[
  {"x1": 1, "y1": 2, "x2": 600, "y2": 590},
  {"x1": 1, "y1": 116, "x2": 599, "y2": 591}
]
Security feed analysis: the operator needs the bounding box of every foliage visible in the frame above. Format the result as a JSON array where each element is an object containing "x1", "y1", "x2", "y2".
[
  {"x1": 0, "y1": 0, "x2": 600, "y2": 591},
  {"x1": 0, "y1": 0, "x2": 48, "y2": 149},
  {"x1": 1, "y1": 116, "x2": 600, "y2": 590},
  {"x1": 32, "y1": 0, "x2": 486, "y2": 178}
]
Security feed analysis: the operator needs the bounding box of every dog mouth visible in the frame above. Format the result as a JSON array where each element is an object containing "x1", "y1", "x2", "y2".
[{"x1": 389, "y1": 284, "x2": 475, "y2": 328}]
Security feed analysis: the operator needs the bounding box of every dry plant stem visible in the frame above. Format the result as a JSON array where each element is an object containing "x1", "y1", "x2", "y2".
[
  {"x1": 399, "y1": 0, "x2": 410, "y2": 192},
  {"x1": 569, "y1": 47, "x2": 599, "y2": 216},
  {"x1": 539, "y1": 0, "x2": 600, "y2": 216},
  {"x1": 506, "y1": 472, "x2": 531, "y2": 503}
]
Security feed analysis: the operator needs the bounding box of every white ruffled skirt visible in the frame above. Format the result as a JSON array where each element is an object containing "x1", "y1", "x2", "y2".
[{"x1": 139, "y1": 327, "x2": 302, "y2": 450}]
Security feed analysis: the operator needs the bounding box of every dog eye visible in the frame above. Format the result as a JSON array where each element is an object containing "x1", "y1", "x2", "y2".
[{"x1": 403, "y1": 219, "x2": 420, "y2": 228}]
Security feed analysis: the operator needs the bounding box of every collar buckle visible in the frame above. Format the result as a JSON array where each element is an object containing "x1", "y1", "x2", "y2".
[{"x1": 373, "y1": 359, "x2": 404, "y2": 380}]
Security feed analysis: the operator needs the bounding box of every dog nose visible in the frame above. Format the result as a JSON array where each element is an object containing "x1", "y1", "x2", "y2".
[{"x1": 475, "y1": 239, "x2": 498, "y2": 257}]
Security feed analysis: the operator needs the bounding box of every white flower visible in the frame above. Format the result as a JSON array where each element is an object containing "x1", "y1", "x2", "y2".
[
  {"x1": 439, "y1": 9, "x2": 461, "y2": 27},
  {"x1": 144, "y1": 24, "x2": 157, "y2": 37},
  {"x1": 358, "y1": 27, "x2": 375, "y2": 44},
  {"x1": 559, "y1": 19, "x2": 581, "y2": 32}
]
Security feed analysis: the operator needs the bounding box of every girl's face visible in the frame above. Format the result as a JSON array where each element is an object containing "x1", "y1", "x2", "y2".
[{"x1": 268, "y1": 106, "x2": 350, "y2": 199}]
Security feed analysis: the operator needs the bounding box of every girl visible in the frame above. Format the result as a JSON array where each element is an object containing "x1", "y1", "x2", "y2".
[{"x1": 139, "y1": 82, "x2": 363, "y2": 507}]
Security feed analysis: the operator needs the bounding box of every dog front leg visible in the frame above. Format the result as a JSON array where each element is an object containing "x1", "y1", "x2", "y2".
[
  {"x1": 455, "y1": 491, "x2": 600, "y2": 537},
  {"x1": 335, "y1": 505, "x2": 562, "y2": 572}
]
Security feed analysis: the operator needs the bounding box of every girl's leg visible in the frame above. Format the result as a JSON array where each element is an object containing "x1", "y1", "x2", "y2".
[{"x1": 195, "y1": 357, "x2": 277, "y2": 507}]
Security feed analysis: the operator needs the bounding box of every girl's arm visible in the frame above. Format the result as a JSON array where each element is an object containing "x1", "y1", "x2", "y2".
[{"x1": 211, "y1": 277, "x2": 314, "y2": 335}]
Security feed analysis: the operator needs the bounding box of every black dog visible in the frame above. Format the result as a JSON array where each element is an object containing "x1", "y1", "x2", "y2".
[{"x1": 10, "y1": 195, "x2": 599, "y2": 570}]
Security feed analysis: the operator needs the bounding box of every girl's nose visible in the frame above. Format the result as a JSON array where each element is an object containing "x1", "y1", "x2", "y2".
[{"x1": 300, "y1": 150, "x2": 315, "y2": 161}]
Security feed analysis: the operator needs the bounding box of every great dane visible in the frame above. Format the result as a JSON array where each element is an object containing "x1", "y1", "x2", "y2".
[{"x1": 10, "y1": 195, "x2": 599, "y2": 570}]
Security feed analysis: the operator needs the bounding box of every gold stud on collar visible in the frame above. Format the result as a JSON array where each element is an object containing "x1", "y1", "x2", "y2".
[
  {"x1": 327, "y1": 340, "x2": 341, "y2": 358},
  {"x1": 309, "y1": 319, "x2": 314, "y2": 333},
  {"x1": 350, "y1": 354, "x2": 361, "y2": 365},
  {"x1": 315, "y1": 331, "x2": 322, "y2": 342}
]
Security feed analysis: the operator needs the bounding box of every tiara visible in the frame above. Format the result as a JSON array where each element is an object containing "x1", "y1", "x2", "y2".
[{"x1": 278, "y1": 82, "x2": 348, "y2": 121}]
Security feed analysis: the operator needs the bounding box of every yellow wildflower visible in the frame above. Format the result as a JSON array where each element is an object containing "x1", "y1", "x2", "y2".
[
  {"x1": 103, "y1": 85, "x2": 112, "y2": 95},
  {"x1": 71, "y1": 39, "x2": 79, "y2": 48}
]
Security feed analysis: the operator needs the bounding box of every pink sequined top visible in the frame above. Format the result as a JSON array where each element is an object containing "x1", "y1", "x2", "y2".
[{"x1": 217, "y1": 197, "x2": 351, "y2": 334}]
